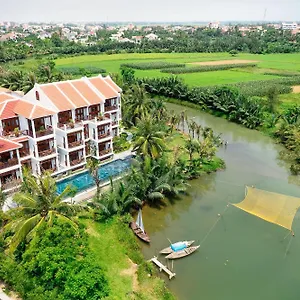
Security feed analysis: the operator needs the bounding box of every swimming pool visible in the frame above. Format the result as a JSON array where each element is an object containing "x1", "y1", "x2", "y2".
[{"x1": 56, "y1": 157, "x2": 132, "y2": 194}]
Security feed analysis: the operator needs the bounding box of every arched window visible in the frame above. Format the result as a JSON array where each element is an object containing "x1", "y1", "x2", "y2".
[{"x1": 35, "y1": 91, "x2": 40, "y2": 101}]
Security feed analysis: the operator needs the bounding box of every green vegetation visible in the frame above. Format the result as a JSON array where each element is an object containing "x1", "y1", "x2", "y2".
[
  {"x1": 56, "y1": 66, "x2": 106, "y2": 75},
  {"x1": 161, "y1": 63, "x2": 257, "y2": 74},
  {"x1": 113, "y1": 132, "x2": 131, "y2": 153},
  {"x1": 121, "y1": 61, "x2": 185, "y2": 70}
]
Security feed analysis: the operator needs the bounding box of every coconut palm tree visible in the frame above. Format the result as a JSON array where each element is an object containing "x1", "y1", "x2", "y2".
[
  {"x1": 133, "y1": 116, "x2": 166, "y2": 159},
  {"x1": 123, "y1": 84, "x2": 152, "y2": 126},
  {"x1": 5, "y1": 171, "x2": 84, "y2": 253},
  {"x1": 180, "y1": 110, "x2": 187, "y2": 132},
  {"x1": 87, "y1": 157, "x2": 101, "y2": 198},
  {"x1": 195, "y1": 123, "x2": 202, "y2": 140},
  {"x1": 185, "y1": 138, "x2": 200, "y2": 162}
]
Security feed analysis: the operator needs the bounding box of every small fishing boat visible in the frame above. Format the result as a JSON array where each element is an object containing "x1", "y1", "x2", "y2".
[
  {"x1": 160, "y1": 240, "x2": 195, "y2": 254},
  {"x1": 165, "y1": 245, "x2": 200, "y2": 259},
  {"x1": 130, "y1": 209, "x2": 150, "y2": 243}
]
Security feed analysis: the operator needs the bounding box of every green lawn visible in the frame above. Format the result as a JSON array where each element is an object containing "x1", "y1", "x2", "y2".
[
  {"x1": 84, "y1": 218, "x2": 174, "y2": 300},
  {"x1": 8, "y1": 52, "x2": 300, "y2": 88}
]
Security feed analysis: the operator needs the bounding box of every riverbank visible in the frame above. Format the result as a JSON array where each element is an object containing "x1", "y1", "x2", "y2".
[{"x1": 83, "y1": 217, "x2": 175, "y2": 300}]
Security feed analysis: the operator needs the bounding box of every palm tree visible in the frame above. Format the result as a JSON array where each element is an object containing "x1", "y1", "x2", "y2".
[
  {"x1": 151, "y1": 97, "x2": 167, "y2": 121},
  {"x1": 133, "y1": 116, "x2": 166, "y2": 159},
  {"x1": 195, "y1": 123, "x2": 202, "y2": 140},
  {"x1": 87, "y1": 157, "x2": 101, "y2": 198},
  {"x1": 180, "y1": 110, "x2": 187, "y2": 132},
  {"x1": 188, "y1": 119, "x2": 197, "y2": 139},
  {"x1": 123, "y1": 84, "x2": 152, "y2": 126},
  {"x1": 185, "y1": 138, "x2": 200, "y2": 162},
  {"x1": 5, "y1": 171, "x2": 83, "y2": 253}
]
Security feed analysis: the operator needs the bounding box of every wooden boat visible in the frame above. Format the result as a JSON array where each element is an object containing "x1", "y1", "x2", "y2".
[
  {"x1": 160, "y1": 240, "x2": 195, "y2": 254},
  {"x1": 130, "y1": 209, "x2": 150, "y2": 243},
  {"x1": 165, "y1": 245, "x2": 200, "y2": 259}
]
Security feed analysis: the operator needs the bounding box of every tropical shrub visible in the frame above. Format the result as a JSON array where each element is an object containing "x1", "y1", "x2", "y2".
[{"x1": 57, "y1": 66, "x2": 106, "y2": 75}]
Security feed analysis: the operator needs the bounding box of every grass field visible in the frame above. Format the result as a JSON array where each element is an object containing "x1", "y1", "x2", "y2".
[{"x1": 8, "y1": 52, "x2": 300, "y2": 98}]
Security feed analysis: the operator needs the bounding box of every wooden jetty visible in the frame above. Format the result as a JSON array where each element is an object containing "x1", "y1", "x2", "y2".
[{"x1": 149, "y1": 256, "x2": 176, "y2": 280}]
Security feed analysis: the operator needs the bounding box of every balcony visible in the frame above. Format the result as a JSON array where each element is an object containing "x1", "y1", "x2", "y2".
[
  {"x1": 0, "y1": 158, "x2": 19, "y2": 170},
  {"x1": 104, "y1": 105, "x2": 118, "y2": 112},
  {"x1": 38, "y1": 148, "x2": 56, "y2": 157},
  {"x1": 1, "y1": 178, "x2": 22, "y2": 191},
  {"x1": 58, "y1": 122, "x2": 83, "y2": 131},
  {"x1": 3, "y1": 130, "x2": 29, "y2": 139},
  {"x1": 28, "y1": 128, "x2": 53, "y2": 138},
  {"x1": 112, "y1": 121, "x2": 118, "y2": 126},
  {"x1": 19, "y1": 149, "x2": 30, "y2": 157},
  {"x1": 68, "y1": 140, "x2": 84, "y2": 149},
  {"x1": 70, "y1": 157, "x2": 85, "y2": 166},
  {"x1": 98, "y1": 132, "x2": 110, "y2": 140},
  {"x1": 99, "y1": 148, "x2": 112, "y2": 156}
]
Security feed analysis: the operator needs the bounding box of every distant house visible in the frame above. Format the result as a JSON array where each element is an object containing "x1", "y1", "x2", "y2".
[
  {"x1": 145, "y1": 33, "x2": 158, "y2": 41},
  {"x1": 282, "y1": 22, "x2": 298, "y2": 30},
  {"x1": 132, "y1": 35, "x2": 143, "y2": 43},
  {"x1": 208, "y1": 22, "x2": 220, "y2": 29}
]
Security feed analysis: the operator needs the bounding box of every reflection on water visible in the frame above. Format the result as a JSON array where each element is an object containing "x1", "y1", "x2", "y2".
[{"x1": 140, "y1": 103, "x2": 300, "y2": 300}]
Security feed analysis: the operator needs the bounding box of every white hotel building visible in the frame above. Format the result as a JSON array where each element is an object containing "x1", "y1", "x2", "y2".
[{"x1": 0, "y1": 75, "x2": 122, "y2": 192}]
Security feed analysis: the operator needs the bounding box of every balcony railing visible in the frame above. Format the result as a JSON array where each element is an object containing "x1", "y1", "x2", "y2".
[
  {"x1": 19, "y1": 149, "x2": 30, "y2": 157},
  {"x1": 98, "y1": 132, "x2": 110, "y2": 140},
  {"x1": 0, "y1": 158, "x2": 19, "y2": 170},
  {"x1": 1, "y1": 178, "x2": 22, "y2": 191},
  {"x1": 112, "y1": 121, "x2": 118, "y2": 126},
  {"x1": 75, "y1": 115, "x2": 89, "y2": 122},
  {"x1": 58, "y1": 122, "x2": 83, "y2": 130},
  {"x1": 41, "y1": 166, "x2": 57, "y2": 173},
  {"x1": 38, "y1": 148, "x2": 56, "y2": 157},
  {"x1": 3, "y1": 130, "x2": 29, "y2": 139},
  {"x1": 99, "y1": 148, "x2": 112, "y2": 156},
  {"x1": 104, "y1": 105, "x2": 118, "y2": 112},
  {"x1": 68, "y1": 140, "x2": 83, "y2": 148},
  {"x1": 29, "y1": 128, "x2": 53, "y2": 138},
  {"x1": 70, "y1": 157, "x2": 84, "y2": 166}
]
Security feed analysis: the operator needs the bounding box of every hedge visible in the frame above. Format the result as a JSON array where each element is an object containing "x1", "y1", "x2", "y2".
[
  {"x1": 57, "y1": 66, "x2": 106, "y2": 75},
  {"x1": 161, "y1": 63, "x2": 257, "y2": 74},
  {"x1": 121, "y1": 61, "x2": 185, "y2": 70}
]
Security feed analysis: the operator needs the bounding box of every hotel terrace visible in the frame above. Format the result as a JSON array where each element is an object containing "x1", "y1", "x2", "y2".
[{"x1": 0, "y1": 75, "x2": 122, "y2": 192}]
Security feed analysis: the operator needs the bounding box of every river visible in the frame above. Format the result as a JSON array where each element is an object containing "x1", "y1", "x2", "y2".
[{"x1": 140, "y1": 103, "x2": 300, "y2": 300}]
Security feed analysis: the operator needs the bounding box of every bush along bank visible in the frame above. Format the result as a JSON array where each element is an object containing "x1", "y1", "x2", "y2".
[{"x1": 139, "y1": 76, "x2": 300, "y2": 175}]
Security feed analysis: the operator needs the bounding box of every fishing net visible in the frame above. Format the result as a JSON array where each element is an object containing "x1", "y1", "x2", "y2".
[{"x1": 232, "y1": 186, "x2": 300, "y2": 231}]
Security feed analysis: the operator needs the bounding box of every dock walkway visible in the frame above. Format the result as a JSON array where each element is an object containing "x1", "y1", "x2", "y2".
[{"x1": 149, "y1": 257, "x2": 176, "y2": 280}]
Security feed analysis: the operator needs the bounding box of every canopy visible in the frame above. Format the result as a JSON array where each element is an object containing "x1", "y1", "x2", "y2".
[{"x1": 232, "y1": 186, "x2": 300, "y2": 231}]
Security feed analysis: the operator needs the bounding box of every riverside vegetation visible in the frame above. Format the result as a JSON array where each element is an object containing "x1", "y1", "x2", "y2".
[{"x1": 0, "y1": 78, "x2": 223, "y2": 299}]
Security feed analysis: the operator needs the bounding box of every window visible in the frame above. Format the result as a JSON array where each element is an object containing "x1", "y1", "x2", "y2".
[{"x1": 35, "y1": 91, "x2": 40, "y2": 101}]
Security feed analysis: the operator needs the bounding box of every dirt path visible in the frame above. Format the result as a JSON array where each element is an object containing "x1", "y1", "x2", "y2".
[
  {"x1": 120, "y1": 258, "x2": 139, "y2": 292},
  {"x1": 0, "y1": 283, "x2": 20, "y2": 300},
  {"x1": 189, "y1": 59, "x2": 258, "y2": 66},
  {"x1": 292, "y1": 86, "x2": 300, "y2": 93}
]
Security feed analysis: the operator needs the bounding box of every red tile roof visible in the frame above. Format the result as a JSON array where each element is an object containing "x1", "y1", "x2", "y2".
[
  {"x1": 71, "y1": 80, "x2": 104, "y2": 105},
  {"x1": 12, "y1": 136, "x2": 29, "y2": 143},
  {"x1": 14, "y1": 101, "x2": 55, "y2": 119},
  {"x1": 103, "y1": 76, "x2": 122, "y2": 93},
  {"x1": 0, "y1": 137, "x2": 22, "y2": 153},
  {"x1": 0, "y1": 93, "x2": 14, "y2": 103},
  {"x1": 88, "y1": 77, "x2": 119, "y2": 99},
  {"x1": 40, "y1": 84, "x2": 75, "y2": 111},
  {"x1": 0, "y1": 100, "x2": 19, "y2": 119},
  {"x1": 56, "y1": 82, "x2": 89, "y2": 108}
]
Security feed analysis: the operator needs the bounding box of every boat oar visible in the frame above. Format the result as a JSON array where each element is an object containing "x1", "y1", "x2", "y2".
[{"x1": 167, "y1": 238, "x2": 172, "y2": 245}]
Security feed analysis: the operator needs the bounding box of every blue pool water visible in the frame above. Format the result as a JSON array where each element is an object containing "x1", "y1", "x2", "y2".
[{"x1": 56, "y1": 157, "x2": 132, "y2": 194}]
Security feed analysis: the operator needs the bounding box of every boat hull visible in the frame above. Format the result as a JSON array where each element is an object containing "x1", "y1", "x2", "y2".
[
  {"x1": 130, "y1": 221, "x2": 150, "y2": 243},
  {"x1": 160, "y1": 240, "x2": 195, "y2": 254},
  {"x1": 165, "y1": 245, "x2": 200, "y2": 259}
]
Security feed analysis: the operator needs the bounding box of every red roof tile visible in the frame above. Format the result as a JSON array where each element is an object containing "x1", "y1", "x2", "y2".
[
  {"x1": 88, "y1": 77, "x2": 119, "y2": 99},
  {"x1": 103, "y1": 76, "x2": 122, "y2": 93},
  {"x1": 14, "y1": 101, "x2": 55, "y2": 119},
  {"x1": 56, "y1": 82, "x2": 89, "y2": 108},
  {"x1": 0, "y1": 100, "x2": 19, "y2": 119},
  {"x1": 0, "y1": 93, "x2": 14, "y2": 103},
  {"x1": 71, "y1": 80, "x2": 104, "y2": 105},
  {"x1": 0, "y1": 137, "x2": 22, "y2": 153},
  {"x1": 40, "y1": 84, "x2": 74, "y2": 111}
]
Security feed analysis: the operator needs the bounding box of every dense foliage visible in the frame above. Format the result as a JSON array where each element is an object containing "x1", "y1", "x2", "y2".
[
  {"x1": 161, "y1": 63, "x2": 257, "y2": 74},
  {"x1": 56, "y1": 66, "x2": 106, "y2": 75},
  {"x1": 1, "y1": 27, "x2": 300, "y2": 63},
  {"x1": 0, "y1": 222, "x2": 109, "y2": 300}
]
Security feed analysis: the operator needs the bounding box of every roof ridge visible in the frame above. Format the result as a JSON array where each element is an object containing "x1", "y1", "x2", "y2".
[
  {"x1": 83, "y1": 76, "x2": 106, "y2": 101},
  {"x1": 68, "y1": 80, "x2": 91, "y2": 106},
  {"x1": 55, "y1": 82, "x2": 77, "y2": 109}
]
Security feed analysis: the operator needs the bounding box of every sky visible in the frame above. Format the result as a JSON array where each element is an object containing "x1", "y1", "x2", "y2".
[{"x1": 0, "y1": 0, "x2": 299, "y2": 23}]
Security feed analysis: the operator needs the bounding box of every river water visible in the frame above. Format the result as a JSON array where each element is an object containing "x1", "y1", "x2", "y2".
[{"x1": 140, "y1": 103, "x2": 300, "y2": 300}]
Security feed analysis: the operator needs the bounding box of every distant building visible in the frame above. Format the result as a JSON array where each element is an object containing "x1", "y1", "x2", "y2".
[
  {"x1": 145, "y1": 33, "x2": 158, "y2": 41},
  {"x1": 208, "y1": 22, "x2": 220, "y2": 29},
  {"x1": 282, "y1": 22, "x2": 298, "y2": 30}
]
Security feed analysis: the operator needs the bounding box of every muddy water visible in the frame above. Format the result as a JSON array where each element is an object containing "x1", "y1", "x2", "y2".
[{"x1": 140, "y1": 103, "x2": 300, "y2": 300}]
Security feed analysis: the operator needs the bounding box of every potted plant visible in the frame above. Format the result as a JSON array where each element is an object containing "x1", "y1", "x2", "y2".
[
  {"x1": 69, "y1": 119, "x2": 75, "y2": 128},
  {"x1": 14, "y1": 127, "x2": 20, "y2": 137},
  {"x1": 98, "y1": 112, "x2": 104, "y2": 121}
]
